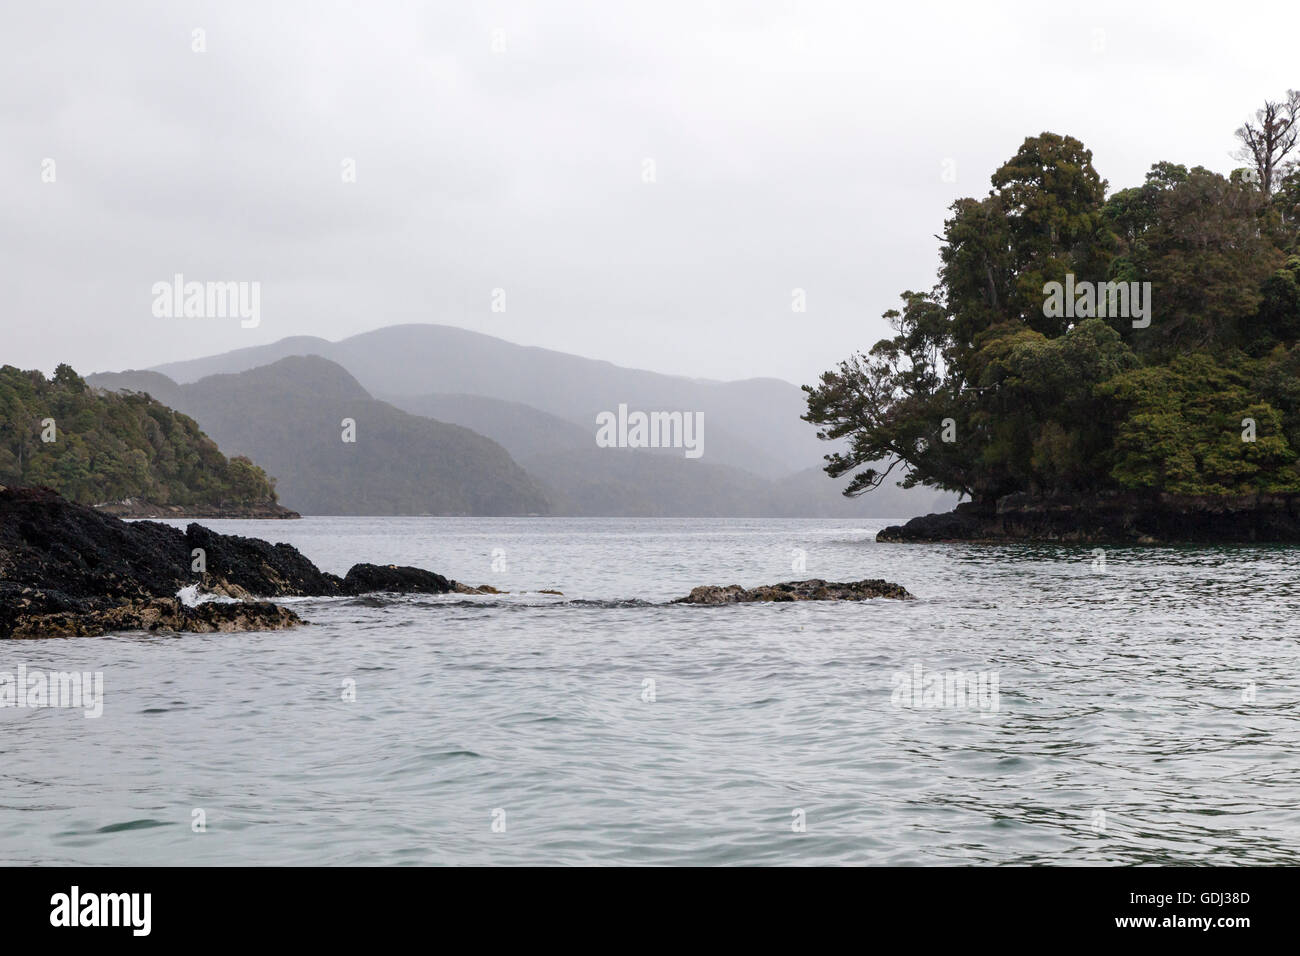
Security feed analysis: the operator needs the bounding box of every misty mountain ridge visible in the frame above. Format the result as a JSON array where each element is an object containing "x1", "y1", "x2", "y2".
[
  {"x1": 391, "y1": 391, "x2": 952, "y2": 517},
  {"x1": 147, "y1": 323, "x2": 822, "y2": 479},
  {"x1": 96, "y1": 324, "x2": 957, "y2": 517},
  {"x1": 90, "y1": 357, "x2": 552, "y2": 516}
]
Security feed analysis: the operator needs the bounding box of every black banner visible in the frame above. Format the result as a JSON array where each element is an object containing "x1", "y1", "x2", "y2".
[{"x1": 0, "y1": 866, "x2": 1286, "y2": 942}]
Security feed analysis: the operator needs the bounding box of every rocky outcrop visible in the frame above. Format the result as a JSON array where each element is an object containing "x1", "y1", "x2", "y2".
[
  {"x1": 185, "y1": 524, "x2": 347, "y2": 597},
  {"x1": 0, "y1": 486, "x2": 459, "y2": 639},
  {"x1": 674, "y1": 578, "x2": 913, "y2": 604},
  {"x1": 877, "y1": 492, "x2": 1300, "y2": 543},
  {"x1": 342, "y1": 563, "x2": 453, "y2": 594},
  {"x1": 4, "y1": 597, "x2": 301, "y2": 640}
]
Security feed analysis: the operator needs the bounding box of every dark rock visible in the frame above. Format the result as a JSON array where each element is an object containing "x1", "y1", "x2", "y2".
[
  {"x1": 877, "y1": 492, "x2": 1300, "y2": 543},
  {"x1": 342, "y1": 563, "x2": 453, "y2": 594},
  {"x1": 877, "y1": 502, "x2": 990, "y2": 542},
  {"x1": 186, "y1": 523, "x2": 346, "y2": 597},
  {"x1": 0, "y1": 487, "x2": 191, "y2": 614},
  {"x1": 0, "y1": 486, "x2": 460, "y2": 638},
  {"x1": 674, "y1": 578, "x2": 913, "y2": 604}
]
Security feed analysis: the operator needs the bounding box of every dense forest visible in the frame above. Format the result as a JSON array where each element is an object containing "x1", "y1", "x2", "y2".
[
  {"x1": 806, "y1": 89, "x2": 1300, "y2": 504},
  {"x1": 0, "y1": 363, "x2": 279, "y2": 508}
]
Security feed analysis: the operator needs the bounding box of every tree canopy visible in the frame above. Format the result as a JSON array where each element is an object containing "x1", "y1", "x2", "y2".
[
  {"x1": 0, "y1": 363, "x2": 279, "y2": 507},
  {"x1": 806, "y1": 91, "x2": 1300, "y2": 503}
]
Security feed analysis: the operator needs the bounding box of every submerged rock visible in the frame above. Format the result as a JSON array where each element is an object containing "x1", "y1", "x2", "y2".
[
  {"x1": 455, "y1": 582, "x2": 505, "y2": 594},
  {"x1": 4, "y1": 597, "x2": 301, "y2": 640},
  {"x1": 674, "y1": 578, "x2": 913, "y2": 604},
  {"x1": 0, "y1": 486, "x2": 457, "y2": 639}
]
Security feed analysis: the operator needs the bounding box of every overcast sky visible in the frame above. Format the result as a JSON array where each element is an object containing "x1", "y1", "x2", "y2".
[{"x1": 2, "y1": 0, "x2": 1295, "y2": 386}]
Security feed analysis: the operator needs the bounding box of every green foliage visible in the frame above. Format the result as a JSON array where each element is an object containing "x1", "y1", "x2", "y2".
[
  {"x1": 968, "y1": 319, "x2": 1140, "y2": 496},
  {"x1": 1244, "y1": 255, "x2": 1300, "y2": 352},
  {"x1": 0, "y1": 364, "x2": 278, "y2": 507},
  {"x1": 1106, "y1": 166, "x2": 1282, "y2": 357},
  {"x1": 806, "y1": 121, "x2": 1300, "y2": 503},
  {"x1": 990, "y1": 133, "x2": 1113, "y2": 335},
  {"x1": 1273, "y1": 168, "x2": 1300, "y2": 248},
  {"x1": 1099, "y1": 353, "x2": 1300, "y2": 494}
]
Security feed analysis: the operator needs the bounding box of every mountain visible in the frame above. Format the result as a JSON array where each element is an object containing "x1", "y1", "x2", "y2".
[
  {"x1": 392, "y1": 393, "x2": 591, "y2": 463},
  {"x1": 524, "y1": 446, "x2": 774, "y2": 516},
  {"x1": 87, "y1": 358, "x2": 552, "y2": 516},
  {"x1": 0, "y1": 363, "x2": 284, "y2": 513},
  {"x1": 109, "y1": 324, "x2": 960, "y2": 517},
  {"x1": 147, "y1": 324, "x2": 818, "y2": 479},
  {"x1": 392, "y1": 392, "x2": 953, "y2": 516}
]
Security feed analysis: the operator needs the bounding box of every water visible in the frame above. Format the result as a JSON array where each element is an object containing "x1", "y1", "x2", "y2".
[{"x1": 3, "y1": 517, "x2": 1299, "y2": 865}]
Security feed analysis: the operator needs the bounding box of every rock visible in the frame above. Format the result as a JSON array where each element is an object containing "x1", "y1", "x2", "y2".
[
  {"x1": 0, "y1": 486, "x2": 460, "y2": 638},
  {"x1": 0, "y1": 487, "x2": 192, "y2": 620},
  {"x1": 186, "y1": 523, "x2": 346, "y2": 597},
  {"x1": 453, "y1": 582, "x2": 506, "y2": 594},
  {"x1": 673, "y1": 578, "x2": 913, "y2": 604},
  {"x1": 341, "y1": 563, "x2": 453, "y2": 594},
  {"x1": 877, "y1": 503, "x2": 988, "y2": 542},
  {"x1": 877, "y1": 492, "x2": 1300, "y2": 543},
  {"x1": 5, "y1": 598, "x2": 301, "y2": 639}
]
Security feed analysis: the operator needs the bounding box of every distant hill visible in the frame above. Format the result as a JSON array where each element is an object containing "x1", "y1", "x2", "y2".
[
  {"x1": 139, "y1": 323, "x2": 959, "y2": 515},
  {"x1": 105, "y1": 326, "x2": 962, "y2": 517},
  {"x1": 88, "y1": 358, "x2": 552, "y2": 516},
  {"x1": 392, "y1": 393, "x2": 591, "y2": 463},
  {"x1": 763, "y1": 466, "x2": 955, "y2": 518},
  {"x1": 87, "y1": 369, "x2": 184, "y2": 409},
  {"x1": 390, "y1": 392, "x2": 954, "y2": 517},
  {"x1": 0, "y1": 363, "x2": 282, "y2": 512},
  {"x1": 147, "y1": 324, "x2": 817, "y2": 479},
  {"x1": 522, "y1": 446, "x2": 774, "y2": 516}
]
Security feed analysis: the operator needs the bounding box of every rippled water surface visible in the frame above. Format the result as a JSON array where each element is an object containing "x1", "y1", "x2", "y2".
[{"x1": 3, "y1": 517, "x2": 1299, "y2": 865}]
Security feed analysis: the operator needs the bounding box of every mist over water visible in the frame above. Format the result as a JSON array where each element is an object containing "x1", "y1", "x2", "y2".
[{"x1": 3, "y1": 517, "x2": 1297, "y2": 865}]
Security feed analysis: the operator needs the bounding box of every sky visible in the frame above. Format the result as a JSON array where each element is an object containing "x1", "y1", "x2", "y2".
[{"x1": 2, "y1": 0, "x2": 1295, "y2": 386}]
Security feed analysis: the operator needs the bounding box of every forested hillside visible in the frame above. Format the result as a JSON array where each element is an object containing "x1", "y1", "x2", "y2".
[{"x1": 0, "y1": 363, "x2": 279, "y2": 509}]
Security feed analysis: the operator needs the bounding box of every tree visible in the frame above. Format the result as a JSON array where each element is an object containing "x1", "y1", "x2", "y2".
[
  {"x1": 0, "y1": 364, "x2": 280, "y2": 507},
  {"x1": 1242, "y1": 256, "x2": 1300, "y2": 353},
  {"x1": 806, "y1": 98, "x2": 1300, "y2": 508},
  {"x1": 1099, "y1": 352, "x2": 1300, "y2": 494},
  {"x1": 966, "y1": 319, "x2": 1139, "y2": 496},
  {"x1": 1234, "y1": 89, "x2": 1300, "y2": 195},
  {"x1": 52, "y1": 363, "x2": 86, "y2": 392},
  {"x1": 1108, "y1": 166, "x2": 1282, "y2": 357},
  {"x1": 986, "y1": 133, "x2": 1112, "y2": 336},
  {"x1": 803, "y1": 290, "x2": 975, "y2": 499},
  {"x1": 1273, "y1": 166, "x2": 1300, "y2": 244}
]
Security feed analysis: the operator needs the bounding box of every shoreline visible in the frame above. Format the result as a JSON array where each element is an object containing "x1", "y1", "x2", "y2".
[
  {"x1": 877, "y1": 492, "x2": 1300, "y2": 544},
  {"x1": 94, "y1": 499, "x2": 301, "y2": 520}
]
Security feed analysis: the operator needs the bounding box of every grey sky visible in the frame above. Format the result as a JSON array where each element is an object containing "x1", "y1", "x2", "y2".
[{"x1": 2, "y1": 0, "x2": 1293, "y2": 385}]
